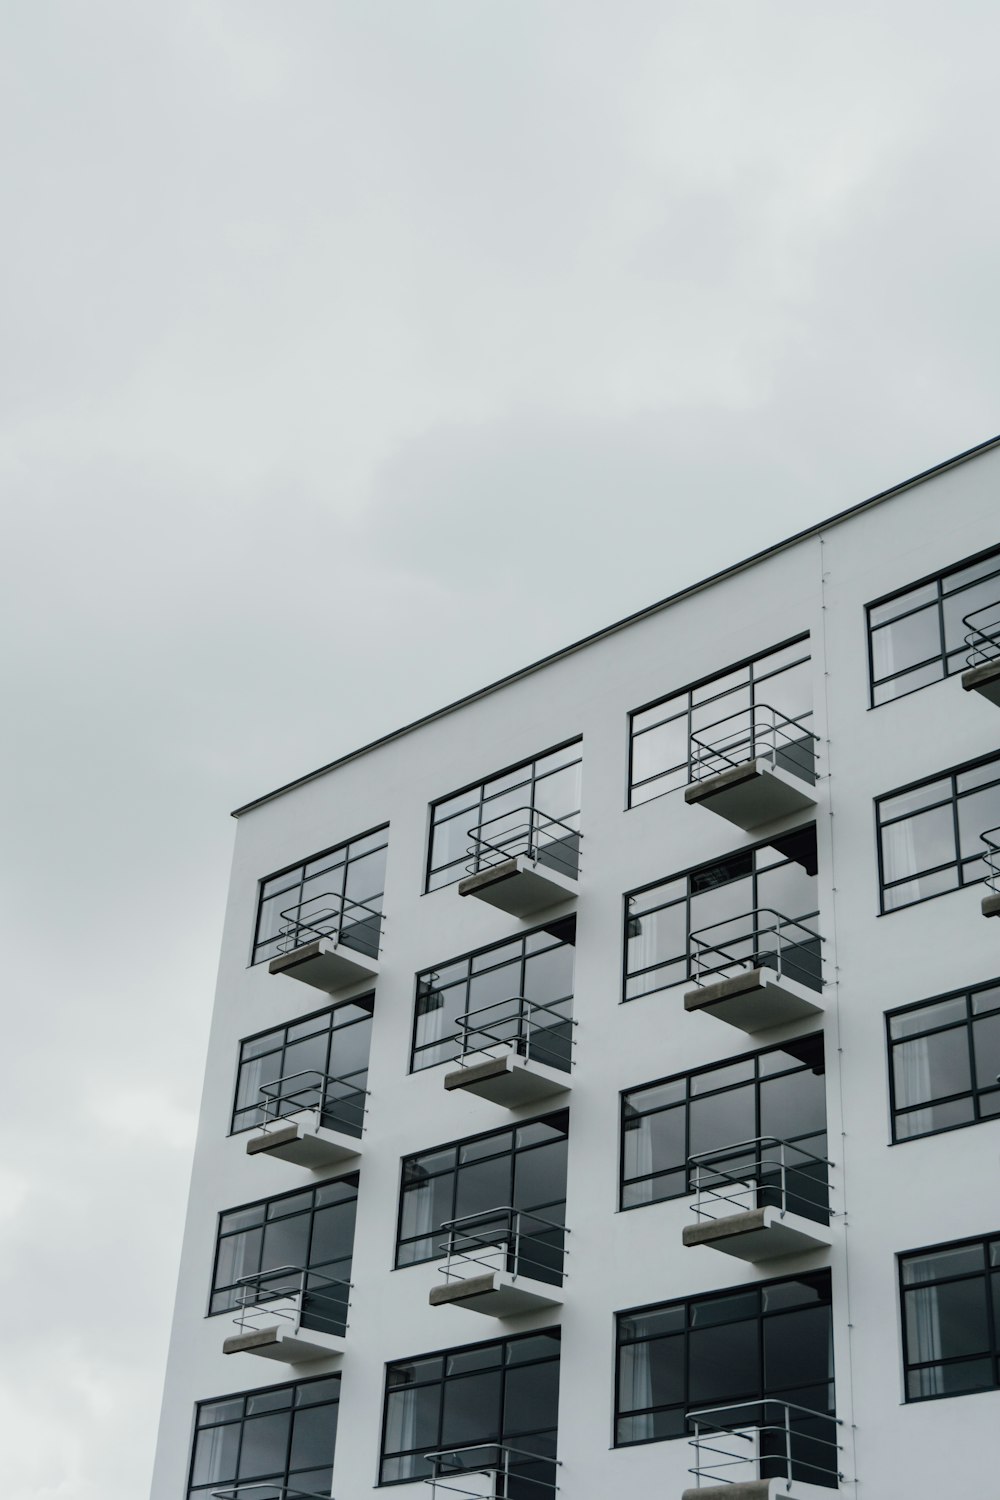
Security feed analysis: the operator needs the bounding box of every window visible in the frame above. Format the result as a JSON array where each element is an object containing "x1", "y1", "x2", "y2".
[
  {"x1": 624, "y1": 826, "x2": 818, "y2": 1001},
  {"x1": 396, "y1": 1112, "x2": 568, "y2": 1284},
  {"x1": 231, "y1": 997, "x2": 374, "y2": 1137},
  {"x1": 876, "y1": 754, "x2": 1000, "y2": 912},
  {"x1": 900, "y1": 1234, "x2": 1000, "y2": 1401},
  {"x1": 621, "y1": 1034, "x2": 826, "y2": 1213},
  {"x1": 868, "y1": 547, "x2": 1000, "y2": 706},
  {"x1": 210, "y1": 1179, "x2": 357, "y2": 1337},
  {"x1": 888, "y1": 980, "x2": 1000, "y2": 1141},
  {"x1": 412, "y1": 918, "x2": 575, "y2": 1073},
  {"x1": 188, "y1": 1375, "x2": 340, "y2": 1500},
  {"x1": 426, "y1": 742, "x2": 582, "y2": 892},
  {"x1": 252, "y1": 825, "x2": 388, "y2": 966},
  {"x1": 615, "y1": 1272, "x2": 835, "y2": 1487},
  {"x1": 380, "y1": 1329, "x2": 560, "y2": 1489},
  {"x1": 628, "y1": 638, "x2": 812, "y2": 807}
]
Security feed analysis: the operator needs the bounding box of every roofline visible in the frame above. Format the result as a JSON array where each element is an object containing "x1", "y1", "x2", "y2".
[{"x1": 232, "y1": 431, "x2": 1000, "y2": 817}]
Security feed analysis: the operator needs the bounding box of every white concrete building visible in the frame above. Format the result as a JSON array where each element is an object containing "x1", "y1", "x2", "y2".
[{"x1": 153, "y1": 436, "x2": 1000, "y2": 1500}]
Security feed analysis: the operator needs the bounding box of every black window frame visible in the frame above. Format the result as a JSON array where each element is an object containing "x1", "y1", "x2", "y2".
[
  {"x1": 899, "y1": 1232, "x2": 1000, "y2": 1403},
  {"x1": 251, "y1": 823, "x2": 389, "y2": 967},
  {"x1": 230, "y1": 994, "x2": 375, "y2": 1137},
  {"x1": 875, "y1": 751, "x2": 1000, "y2": 914},
  {"x1": 887, "y1": 977, "x2": 1000, "y2": 1143},
  {"x1": 187, "y1": 1373, "x2": 341, "y2": 1500}
]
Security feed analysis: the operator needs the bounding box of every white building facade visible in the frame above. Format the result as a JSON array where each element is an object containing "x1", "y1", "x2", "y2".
[{"x1": 153, "y1": 437, "x2": 1000, "y2": 1500}]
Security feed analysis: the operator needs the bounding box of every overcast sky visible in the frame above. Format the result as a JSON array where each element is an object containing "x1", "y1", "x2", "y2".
[{"x1": 3, "y1": 4, "x2": 1000, "y2": 1497}]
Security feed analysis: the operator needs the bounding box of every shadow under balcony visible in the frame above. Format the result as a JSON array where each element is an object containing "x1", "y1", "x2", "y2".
[
  {"x1": 267, "y1": 891, "x2": 381, "y2": 992},
  {"x1": 457, "y1": 808, "x2": 580, "y2": 918},
  {"x1": 684, "y1": 908, "x2": 824, "y2": 1033},
  {"x1": 444, "y1": 998, "x2": 574, "y2": 1108},
  {"x1": 684, "y1": 706, "x2": 818, "y2": 833},
  {"x1": 222, "y1": 1266, "x2": 349, "y2": 1364},
  {"x1": 429, "y1": 1208, "x2": 566, "y2": 1317},
  {"x1": 682, "y1": 1138, "x2": 833, "y2": 1263},
  {"x1": 245, "y1": 1069, "x2": 367, "y2": 1171}
]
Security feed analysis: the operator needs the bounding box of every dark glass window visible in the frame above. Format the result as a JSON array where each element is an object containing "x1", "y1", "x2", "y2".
[
  {"x1": 622, "y1": 1035, "x2": 827, "y2": 1215},
  {"x1": 188, "y1": 1375, "x2": 340, "y2": 1500},
  {"x1": 231, "y1": 997, "x2": 374, "y2": 1137},
  {"x1": 396, "y1": 1113, "x2": 568, "y2": 1285},
  {"x1": 868, "y1": 547, "x2": 1000, "y2": 706},
  {"x1": 888, "y1": 980, "x2": 1000, "y2": 1141},
  {"x1": 616, "y1": 1273, "x2": 835, "y2": 1488},
  {"x1": 380, "y1": 1330, "x2": 560, "y2": 1491},
  {"x1": 900, "y1": 1234, "x2": 1000, "y2": 1401},
  {"x1": 628, "y1": 638, "x2": 812, "y2": 807},
  {"x1": 624, "y1": 826, "x2": 819, "y2": 1001},
  {"x1": 412, "y1": 918, "x2": 576, "y2": 1073},
  {"x1": 253, "y1": 825, "x2": 388, "y2": 966},
  {"x1": 210, "y1": 1179, "x2": 357, "y2": 1337},
  {"x1": 876, "y1": 754, "x2": 1000, "y2": 912},
  {"x1": 426, "y1": 743, "x2": 582, "y2": 893}
]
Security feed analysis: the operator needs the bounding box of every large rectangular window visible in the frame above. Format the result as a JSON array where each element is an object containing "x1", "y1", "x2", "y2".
[
  {"x1": 624, "y1": 826, "x2": 818, "y2": 1001},
  {"x1": 412, "y1": 918, "x2": 575, "y2": 1073},
  {"x1": 188, "y1": 1375, "x2": 340, "y2": 1500},
  {"x1": 868, "y1": 547, "x2": 1000, "y2": 706},
  {"x1": 888, "y1": 979, "x2": 1000, "y2": 1141},
  {"x1": 876, "y1": 754, "x2": 1000, "y2": 912},
  {"x1": 615, "y1": 1272, "x2": 835, "y2": 1488},
  {"x1": 252, "y1": 825, "x2": 388, "y2": 966},
  {"x1": 396, "y1": 1113, "x2": 568, "y2": 1284},
  {"x1": 621, "y1": 1034, "x2": 826, "y2": 1213},
  {"x1": 900, "y1": 1234, "x2": 1000, "y2": 1401},
  {"x1": 628, "y1": 638, "x2": 812, "y2": 807},
  {"x1": 426, "y1": 742, "x2": 582, "y2": 892},
  {"x1": 380, "y1": 1330, "x2": 560, "y2": 1490},
  {"x1": 210, "y1": 1179, "x2": 357, "y2": 1337},
  {"x1": 231, "y1": 997, "x2": 374, "y2": 1137}
]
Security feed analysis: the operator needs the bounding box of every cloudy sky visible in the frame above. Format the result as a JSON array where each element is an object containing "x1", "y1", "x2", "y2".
[{"x1": 2, "y1": 3, "x2": 999, "y2": 1496}]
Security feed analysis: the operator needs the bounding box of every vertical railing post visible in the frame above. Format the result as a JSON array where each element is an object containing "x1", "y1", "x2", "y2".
[
  {"x1": 779, "y1": 1143, "x2": 787, "y2": 1217},
  {"x1": 783, "y1": 1401, "x2": 793, "y2": 1484}
]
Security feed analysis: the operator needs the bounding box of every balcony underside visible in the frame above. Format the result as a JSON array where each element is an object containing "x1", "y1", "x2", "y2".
[
  {"x1": 222, "y1": 1324, "x2": 345, "y2": 1363},
  {"x1": 246, "y1": 1119, "x2": 361, "y2": 1170},
  {"x1": 684, "y1": 760, "x2": 816, "y2": 832},
  {"x1": 429, "y1": 1269, "x2": 562, "y2": 1316},
  {"x1": 962, "y1": 659, "x2": 1000, "y2": 707},
  {"x1": 268, "y1": 937, "x2": 378, "y2": 991},
  {"x1": 684, "y1": 967, "x2": 823, "y2": 1033},
  {"x1": 683, "y1": 1207, "x2": 831, "y2": 1263},
  {"x1": 983, "y1": 892, "x2": 1000, "y2": 918},
  {"x1": 682, "y1": 1482, "x2": 835, "y2": 1500},
  {"x1": 444, "y1": 1049, "x2": 571, "y2": 1107},
  {"x1": 458, "y1": 856, "x2": 577, "y2": 918}
]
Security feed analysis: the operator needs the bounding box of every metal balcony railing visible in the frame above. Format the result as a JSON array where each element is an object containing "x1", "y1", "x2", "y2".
[
  {"x1": 232, "y1": 1264, "x2": 351, "y2": 1339},
  {"x1": 257, "y1": 1067, "x2": 369, "y2": 1139},
  {"x1": 687, "y1": 1399, "x2": 843, "y2": 1490},
  {"x1": 982, "y1": 827, "x2": 1000, "y2": 893},
  {"x1": 689, "y1": 1137, "x2": 832, "y2": 1227},
  {"x1": 453, "y1": 997, "x2": 576, "y2": 1075},
  {"x1": 964, "y1": 600, "x2": 1000, "y2": 667},
  {"x1": 424, "y1": 1443, "x2": 559, "y2": 1499},
  {"x1": 689, "y1": 907, "x2": 824, "y2": 993},
  {"x1": 437, "y1": 1207, "x2": 568, "y2": 1288},
  {"x1": 689, "y1": 703, "x2": 818, "y2": 785},
  {"x1": 276, "y1": 889, "x2": 383, "y2": 958},
  {"x1": 212, "y1": 1487, "x2": 334, "y2": 1500},
  {"x1": 466, "y1": 807, "x2": 581, "y2": 880}
]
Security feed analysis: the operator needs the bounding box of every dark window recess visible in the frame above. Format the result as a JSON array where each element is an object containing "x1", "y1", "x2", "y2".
[
  {"x1": 211, "y1": 1179, "x2": 358, "y2": 1338},
  {"x1": 252, "y1": 826, "x2": 388, "y2": 966},
  {"x1": 900, "y1": 1234, "x2": 1000, "y2": 1401},
  {"x1": 888, "y1": 980, "x2": 1000, "y2": 1141},
  {"x1": 622, "y1": 1034, "x2": 827, "y2": 1215},
  {"x1": 187, "y1": 1375, "x2": 340, "y2": 1500},
  {"x1": 232, "y1": 997, "x2": 374, "y2": 1137},
  {"x1": 876, "y1": 754, "x2": 1000, "y2": 913},
  {"x1": 629, "y1": 638, "x2": 812, "y2": 808},
  {"x1": 412, "y1": 918, "x2": 576, "y2": 1074},
  {"x1": 396, "y1": 1113, "x2": 568, "y2": 1285},
  {"x1": 380, "y1": 1329, "x2": 560, "y2": 1492},
  {"x1": 867, "y1": 547, "x2": 1000, "y2": 706},
  {"x1": 615, "y1": 1273, "x2": 836, "y2": 1489},
  {"x1": 624, "y1": 826, "x2": 819, "y2": 1001},
  {"x1": 426, "y1": 743, "x2": 582, "y2": 893}
]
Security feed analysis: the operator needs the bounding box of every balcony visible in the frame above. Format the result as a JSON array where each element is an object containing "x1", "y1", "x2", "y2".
[
  {"x1": 682, "y1": 1138, "x2": 833, "y2": 1263},
  {"x1": 267, "y1": 891, "x2": 381, "y2": 992},
  {"x1": 683, "y1": 1399, "x2": 844, "y2": 1499},
  {"x1": 684, "y1": 706, "x2": 818, "y2": 833},
  {"x1": 685, "y1": 908, "x2": 824, "y2": 1033},
  {"x1": 211, "y1": 1487, "x2": 334, "y2": 1500},
  {"x1": 222, "y1": 1265, "x2": 349, "y2": 1363},
  {"x1": 981, "y1": 828, "x2": 1000, "y2": 918},
  {"x1": 429, "y1": 1208, "x2": 566, "y2": 1316},
  {"x1": 961, "y1": 600, "x2": 1000, "y2": 706},
  {"x1": 245, "y1": 1069, "x2": 367, "y2": 1170},
  {"x1": 457, "y1": 808, "x2": 580, "y2": 918},
  {"x1": 424, "y1": 1444, "x2": 559, "y2": 1499},
  {"x1": 443, "y1": 998, "x2": 574, "y2": 1108}
]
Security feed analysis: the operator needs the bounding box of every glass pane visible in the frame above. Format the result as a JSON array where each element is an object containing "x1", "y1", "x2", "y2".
[
  {"x1": 893, "y1": 1029, "x2": 972, "y2": 1108},
  {"x1": 289, "y1": 1403, "x2": 337, "y2": 1471},
  {"x1": 763, "y1": 1304, "x2": 832, "y2": 1390},
  {"x1": 688, "y1": 1319, "x2": 758, "y2": 1403},
  {"x1": 972, "y1": 986, "x2": 1000, "y2": 1015},
  {"x1": 869, "y1": 583, "x2": 938, "y2": 628},
  {"x1": 759, "y1": 659, "x2": 812, "y2": 728},
  {"x1": 400, "y1": 1175, "x2": 454, "y2": 1248},
  {"x1": 523, "y1": 945, "x2": 574, "y2": 1006},
  {"x1": 881, "y1": 805, "x2": 956, "y2": 884},
  {"x1": 310, "y1": 1201, "x2": 357, "y2": 1267},
  {"x1": 688, "y1": 1086, "x2": 755, "y2": 1161},
  {"x1": 514, "y1": 1138, "x2": 568, "y2": 1210},
  {"x1": 623, "y1": 1107, "x2": 685, "y2": 1182},
  {"x1": 533, "y1": 763, "x2": 582, "y2": 822},
  {"x1": 760, "y1": 1068, "x2": 827, "y2": 1139},
  {"x1": 440, "y1": 1370, "x2": 502, "y2": 1446},
  {"x1": 907, "y1": 1358, "x2": 993, "y2": 1399},
  {"x1": 690, "y1": 1059, "x2": 754, "y2": 1096},
  {"x1": 237, "y1": 1411, "x2": 291, "y2": 1479},
  {"x1": 943, "y1": 576, "x2": 1000, "y2": 654},
  {"x1": 214, "y1": 1228, "x2": 263, "y2": 1294},
  {"x1": 504, "y1": 1359, "x2": 560, "y2": 1434},
  {"x1": 958, "y1": 784, "x2": 1000, "y2": 859},
  {"x1": 384, "y1": 1385, "x2": 440, "y2": 1454},
  {"x1": 261, "y1": 1216, "x2": 310, "y2": 1274},
  {"x1": 895, "y1": 1097, "x2": 975, "y2": 1139},
  {"x1": 191, "y1": 1423, "x2": 240, "y2": 1486},
  {"x1": 534, "y1": 743, "x2": 582, "y2": 777},
  {"x1": 455, "y1": 1156, "x2": 512, "y2": 1221},
  {"x1": 632, "y1": 717, "x2": 689, "y2": 789},
  {"x1": 905, "y1": 1279, "x2": 991, "y2": 1360},
  {"x1": 880, "y1": 780, "x2": 951, "y2": 822},
  {"x1": 871, "y1": 606, "x2": 941, "y2": 682},
  {"x1": 890, "y1": 998, "x2": 968, "y2": 1039},
  {"x1": 903, "y1": 1243, "x2": 984, "y2": 1285},
  {"x1": 873, "y1": 659, "x2": 945, "y2": 703},
  {"x1": 627, "y1": 900, "x2": 686, "y2": 976},
  {"x1": 973, "y1": 1013, "x2": 1000, "y2": 1092},
  {"x1": 883, "y1": 867, "x2": 959, "y2": 909},
  {"x1": 618, "y1": 1335, "x2": 684, "y2": 1414},
  {"x1": 430, "y1": 814, "x2": 478, "y2": 878},
  {"x1": 620, "y1": 1305, "x2": 684, "y2": 1340}
]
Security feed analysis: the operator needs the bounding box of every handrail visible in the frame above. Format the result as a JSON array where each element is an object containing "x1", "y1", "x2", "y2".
[
  {"x1": 689, "y1": 906, "x2": 824, "y2": 992},
  {"x1": 982, "y1": 827, "x2": 1000, "y2": 894},
  {"x1": 424, "y1": 1443, "x2": 560, "y2": 1498},
  {"x1": 212, "y1": 1487, "x2": 335, "y2": 1500},
  {"x1": 232, "y1": 1264, "x2": 351, "y2": 1336},
  {"x1": 964, "y1": 599, "x2": 1000, "y2": 667},
  {"x1": 465, "y1": 806, "x2": 581, "y2": 878},
  {"x1": 257, "y1": 1067, "x2": 369, "y2": 1134},
  {"x1": 688, "y1": 1136, "x2": 832, "y2": 1225},
  {"x1": 689, "y1": 702, "x2": 818, "y2": 785},
  {"x1": 276, "y1": 888, "x2": 383, "y2": 955},
  {"x1": 437, "y1": 1206, "x2": 568, "y2": 1286},
  {"x1": 686, "y1": 1398, "x2": 842, "y2": 1489},
  {"x1": 453, "y1": 995, "x2": 576, "y2": 1073}
]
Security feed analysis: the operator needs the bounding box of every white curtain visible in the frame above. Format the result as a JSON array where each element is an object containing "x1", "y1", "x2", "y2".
[
  {"x1": 895, "y1": 1037, "x2": 935, "y2": 1137},
  {"x1": 618, "y1": 1345, "x2": 654, "y2": 1440},
  {"x1": 905, "y1": 1287, "x2": 944, "y2": 1397}
]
